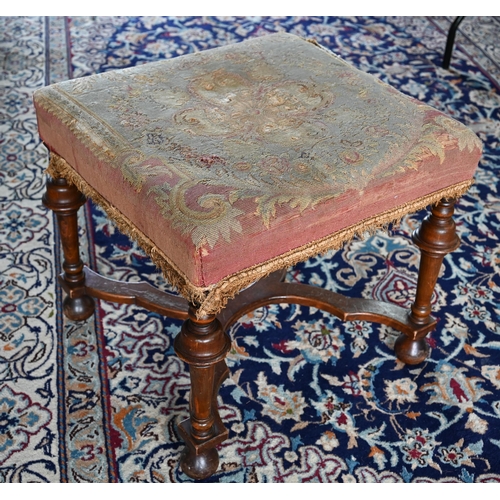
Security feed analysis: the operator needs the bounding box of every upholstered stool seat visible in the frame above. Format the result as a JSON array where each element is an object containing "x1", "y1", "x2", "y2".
[{"x1": 34, "y1": 32, "x2": 482, "y2": 480}]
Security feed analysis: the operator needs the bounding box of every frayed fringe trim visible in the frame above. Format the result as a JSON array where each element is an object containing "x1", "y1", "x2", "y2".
[
  {"x1": 47, "y1": 152, "x2": 473, "y2": 318},
  {"x1": 46, "y1": 153, "x2": 210, "y2": 306}
]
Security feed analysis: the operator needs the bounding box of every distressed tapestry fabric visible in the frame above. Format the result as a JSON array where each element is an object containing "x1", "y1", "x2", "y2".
[{"x1": 33, "y1": 33, "x2": 481, "y2": 315}]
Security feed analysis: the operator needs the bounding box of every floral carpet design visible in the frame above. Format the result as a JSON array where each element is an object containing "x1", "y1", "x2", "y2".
[{"x1": 1, "y1": 16, "x2": 500, "y2": 482}]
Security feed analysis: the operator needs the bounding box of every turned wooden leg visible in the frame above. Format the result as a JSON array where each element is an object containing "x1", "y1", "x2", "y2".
[
  {"x1": 395, "y1": 198, "x2": 460, "y2": 364},
  {"x1": 174, "y1": 305, "x2": 231, "y2": 480},
  {"x1": 42, "y1": 175, "x2": 95, "y2": 321}
]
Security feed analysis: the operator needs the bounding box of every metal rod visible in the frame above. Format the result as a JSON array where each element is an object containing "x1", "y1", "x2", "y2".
[{"x1": 442, "y1": 16, "x2": 466, "y2": 69}]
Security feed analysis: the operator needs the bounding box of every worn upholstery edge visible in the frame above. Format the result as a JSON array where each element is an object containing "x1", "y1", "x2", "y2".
[{"x1": 46, "y1": 152, "x2": 473, "y2": 318}]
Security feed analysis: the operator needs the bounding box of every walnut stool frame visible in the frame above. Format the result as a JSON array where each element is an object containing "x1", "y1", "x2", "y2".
[{"x1": 43, "y1": 175, "x2": 460, "y2": 480}]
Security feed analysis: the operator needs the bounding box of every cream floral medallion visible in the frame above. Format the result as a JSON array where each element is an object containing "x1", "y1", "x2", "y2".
[{"x1": 34, "y1": 33, "x2": 482, "y2": 250}]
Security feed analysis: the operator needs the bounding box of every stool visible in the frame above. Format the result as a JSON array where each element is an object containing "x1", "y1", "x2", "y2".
[{"x1": 33, "y1": 33, "x2": 482, "y2": 480}]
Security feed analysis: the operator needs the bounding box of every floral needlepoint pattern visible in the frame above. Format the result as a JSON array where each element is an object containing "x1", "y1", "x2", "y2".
[
  {"x1": 0, "y1": 385, "x2": 52, "y2": 464},
  {"x1": 34, "y1": 31, "x2": 481, "y2": 262}
]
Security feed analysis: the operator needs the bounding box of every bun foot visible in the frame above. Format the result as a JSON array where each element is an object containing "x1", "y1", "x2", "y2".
[
  {"x1": 180, "y1": 445, "x2": 219, "y2": 481},
  {"x1": 394, "y1": 333, "x2": 429, "y2": 365},
  {"x1": 63, "y1": 294, "x2": 95, "y2": 321}
]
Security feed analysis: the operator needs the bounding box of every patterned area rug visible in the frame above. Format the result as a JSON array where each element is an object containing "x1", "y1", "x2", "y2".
[{"x1": 1, "y1": 16, "x2": 500, "y2": 483}]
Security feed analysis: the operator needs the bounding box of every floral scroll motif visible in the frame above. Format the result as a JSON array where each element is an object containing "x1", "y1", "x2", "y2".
[{"x1": 34, "y1": 33, "x2": 482, "y2": 249}]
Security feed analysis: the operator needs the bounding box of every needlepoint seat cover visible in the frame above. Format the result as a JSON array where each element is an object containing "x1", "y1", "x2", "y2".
[{"x1": 33, "y1": 32, "x2": 482, "y2": 315}]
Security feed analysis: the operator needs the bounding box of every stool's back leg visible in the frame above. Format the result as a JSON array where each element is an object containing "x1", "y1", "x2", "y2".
[
  {"x1": 174, "y1": 305, "x2": 231, "y2": 480},
  {"x1": 395, "y1": 198, "x2": 460, "y2": 364},
  {"x1": 42, "y1": 175, "x2": 95, "y2": 321}
]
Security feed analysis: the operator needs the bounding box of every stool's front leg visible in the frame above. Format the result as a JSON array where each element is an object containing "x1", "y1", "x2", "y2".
[
  {"x1": 174, "y1": 305, "x2": 231, "y2": 480},
  {"x1": 42, "y1": 175, "x2": 95, "y2": 321},
  {"x1": 395, "y1": 198, "x2": 460, "y2": 364}
]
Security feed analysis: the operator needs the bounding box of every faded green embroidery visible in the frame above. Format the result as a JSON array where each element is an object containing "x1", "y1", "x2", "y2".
[{"x1": 34, "y1": 33, "x2": 482, "y2": 249}]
